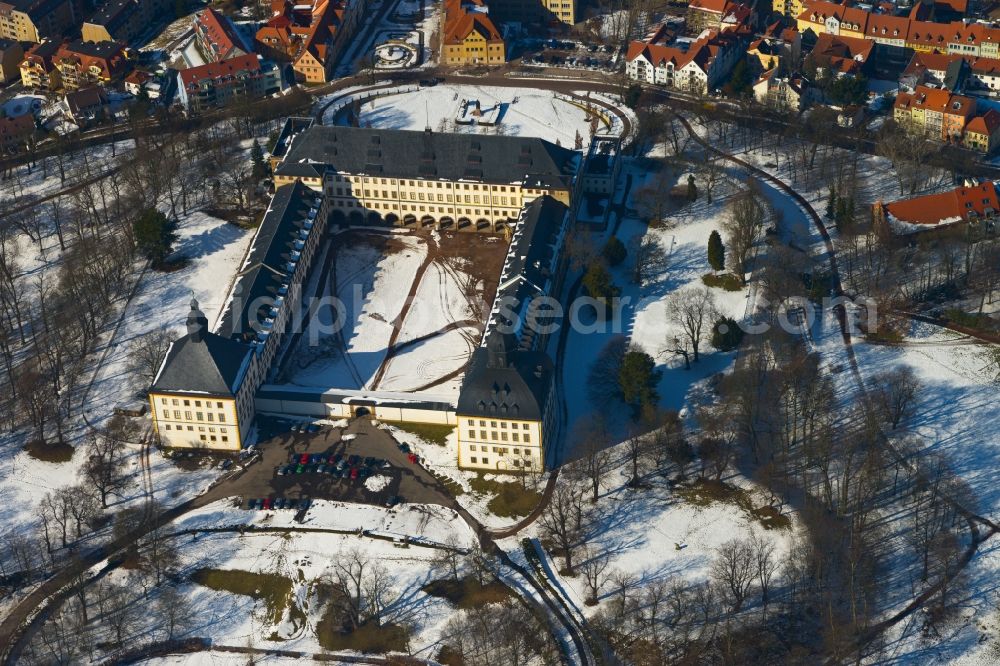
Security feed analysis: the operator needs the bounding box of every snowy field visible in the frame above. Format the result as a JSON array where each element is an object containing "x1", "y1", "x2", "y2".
[
  {"x1": 103, "y1": 528, "x2": 461, "y2": 659},
  {"x1": 341, "y1": 84, "x2": 596, "y2": 146},
  {"x1": 287, "y1": 230, "x2": 481, "y2": 395}
]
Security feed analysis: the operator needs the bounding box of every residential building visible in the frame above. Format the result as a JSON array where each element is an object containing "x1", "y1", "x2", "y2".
[
  {"x1": 901, "y1": 51, "x2": 1000, "y2": 94},
  {"x1": 753, "y1": 69, "x2": 817, "y2": 111},
  {"x1": 441, "y1": 0, "x2": 505, "y2": 66},
  {"x1": 192, "y1": 7, "x2": 250, "y2": 62},
  {"x1": 455, "y1": 196, "x2": 569, "y2": 472},
  {"x1": 176, "y1": 54, "x2": 282, "y2": 114},
  {"x1": 795, "y1": 1, "x2": 1000, "y2": 58},
  {"x1": 19, "y1": 38, "x2": 61, "y2": 89},
  {"x1": 0, "y1": 113, "x2": 34, "y2": 154},
  {"x1": 806, "y1": 32, "x2": 874, "y2": 77},
  {"x1": 272, "y1": 124, "x2": 579, "y2": 231},
  {"x1": 625, "y1": 27, "x2": 745, "y2": 95},
  {"x1": 0, "y1": 0, "x2": 75, "y2": 44},
  {"x1": 747, "y1": 22, "x2": 800, "y2": 73},
  {"x1": 872, "y1": 181, "x2": 999, "y2": 237},
  {"x1": 82, "y1": 0, "x2": 170, "y2": 44},
  {"x1": 963, "y1": 109, "x2": 1000, "y2": 153},
  {"x1": 0, "y1": 38, "x2": 21, "y2": 82},
  {"x1": 123, "y1": 68, "x2": 149, "y2": 95},
  {"x1": 55, "y1": 40, "x2": 130, "y2": 91},
  {"x1": 489, "y1": 0, "x2": 575, "y2": 26},
  {"x1": 150, "y1": 181, "x2": 330, "y2": 450},
  {"x1": 62, "y1": 85, "x2": 109, "y2": 124},
  {"x1": 254, "y1": 0, "x2": 368, "y2": 84},
  {"x1": 893, "y1": 84, "x2": 975, "y2": 141},
  {"x1": 686, "y1": 0, "x2": 753, "y2": 34}
]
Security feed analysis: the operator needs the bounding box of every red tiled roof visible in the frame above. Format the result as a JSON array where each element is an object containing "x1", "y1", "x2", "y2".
[
  {"x1": 883, "y1": 182, "x2": 998, "y2": 226},
  {"x1": 966, "y1": 109, "x2": 1000, "y2": 135},
  {"x1": 179, "y1": 53, "x2": 260, "y2": 88},
  {"x1": 194, "y1": 7, "x2": 248, "y2": 61},
  {"x1": 443, "y1": 0, "x2": 503, "y2": 44},
  {"x1": 894, "y1": 84, "x2": 975, "y2": 117}
]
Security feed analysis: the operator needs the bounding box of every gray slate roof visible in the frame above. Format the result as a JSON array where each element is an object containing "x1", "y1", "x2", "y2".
[
  {"x1": 457, "y1": 332, "x2": 554, "y2": 422},
  {"x1": 216, "y1": 180, "x2": 323, "y2": 342},
  {"x1": 488, "y1": 195, "x2": 567, "y2": 335},
  {"x1": 151, "y1": 330, "x2": 253, "y2": 397},
  {"x1": 275, "y1": 125, "x2": 578, "y2": 188}
]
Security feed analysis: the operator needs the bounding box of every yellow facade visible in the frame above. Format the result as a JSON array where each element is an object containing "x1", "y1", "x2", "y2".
[
  {"x1": 443, "y1": 30, "x2": 505, "y2": 66},
  {"x1": 0, "y1": 2, "x2": 73, "y2": 43},
  {"x1": 456, "y1": 416, "x2": 544, "y2": 471},
  {"x1": 149, "y1": 393, "x2": 243, "y2": 451},
  {"x1": 275, "y1": 171, "x2": 571, "y2": 229},
  {"x1": 20, "y1": 60, "x2": 60, "y2": 90},
  {"x1": 294, "y1": 50, "x2": 327, "y2": 84}
]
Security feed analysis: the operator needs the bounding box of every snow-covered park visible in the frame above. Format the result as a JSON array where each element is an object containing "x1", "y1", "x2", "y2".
[{"x1": 338, "y1": 84, "x2": 600, "y2": 146}]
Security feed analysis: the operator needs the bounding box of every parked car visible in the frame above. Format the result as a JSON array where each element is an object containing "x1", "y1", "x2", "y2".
[
  {"x1": 350, "y1": 467, "x2": 359, "y2": 480},
  {"x1": 299, "y1": 453, "x2": 310, "y2": 465},
  {"x1": 348, "y1": 454, "x2": 360, "y2": 466},
  {"x1": 379, "y1": 459, "x2": 391, "y2": 469},
  {"x1": 316, "y1": 464, "x2": 327, "y2": 474},
  {"x1": 262, "y1": 498, "x2": 272, "y2": 510},
  {"x1": 385, "y1": 495, "x2": 402, "y2": 508},
  {"x1": 221, "y1": 459, "x2": 233, "y2": 470},
  {"x1": 307, "y1": 424, "x2": 318, "y2": 433},
  {"x1": 298, "y1": 497, "x2": 311, "y2": 511},
  {"x1": 339, "y1": 467, "x2": 351, "y2": 479},
  {"x1": 328, "y1": 453, "x2": 342, "y2": 465},
  {"x1": 277, "y1": 465, "x2": 288, "y2": 476},
  {"x1": 246, "y1": 498, "x2": 260, "y2": 509},
  {"x1": 407, "y1": 453, "x2": 418, "y2": 464},
  {"x1": 363, "y1": 456, "x2": 376, "y2": 467},
  {"x1": 398, "y1": 443, "x2": 411, "y2": 454},
  {"x1": 295, "y1": 464, "x2": 305, "y2": 474}
]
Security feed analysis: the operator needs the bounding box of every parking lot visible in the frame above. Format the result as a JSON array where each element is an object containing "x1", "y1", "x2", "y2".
[
  {"x1": 226, "y1": 417, "x2": 458, "y2": 514},
  {"x1": 518, "y1": 40, "x2": 622, "y2": 73}
]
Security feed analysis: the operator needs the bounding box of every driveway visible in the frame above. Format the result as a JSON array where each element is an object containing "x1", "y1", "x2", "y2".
[{"x1": 203, "y1": 417, "x2": 459, "y2": 511}]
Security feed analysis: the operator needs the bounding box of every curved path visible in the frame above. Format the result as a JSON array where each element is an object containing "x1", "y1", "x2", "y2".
[{"x1": 672, "y1": 111, "x2": 1000, "y2": 658}]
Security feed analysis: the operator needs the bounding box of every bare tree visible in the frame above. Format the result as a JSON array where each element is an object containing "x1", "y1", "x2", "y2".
[
  {"x1": 126, "y1": 328, "x2": 174, "y2": 390},
  {"x1": 539, "y1": 480, "x2": 587, "y2": 574},
  {"x1": 869, "y1": 366, "x2": 920, "y2": 430},
  {"x1": 579, "y1": 547, "x2": 611, "y2": 605},
  {"x1": 722, "y1": 183, "x2": 767, "y2": 284},
  {"x1": 629, "y1": 234, "x2": 669, "y2": 285},
  {"x1": 665, "y1": 285, "x2": 717, "y2": 363},
  {"x1": 83, "y1": 417, "x2": 135, "y2": 508},
  {"x1": 711, "y1": 538, "x2": 756, "y2": 613},
  {"x1": 750, "y1": 531, "x2": 779, "y2": 615},
  {"x1": 327, "y1": 548, "x2": 396, "y2": 629},
  {"x1": 156, "y1": 585, "x2": 190, "y2": 640},
  {"x1": 573, "y1": 415, "x2": 612, "y2": 502}
]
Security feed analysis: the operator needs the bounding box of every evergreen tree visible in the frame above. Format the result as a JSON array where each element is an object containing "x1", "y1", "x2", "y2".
[
  {"x1": 602, "y1": 237, "x2": 627, "y2": 266},
  {"x1": 707, "y1": 230, "x2": 725, "y2": 272},
  {"x1": 826, "y1": 184, "x2": 837, "y2": 219},
  {"x1": 687, "y1": 174, "x2": 698, "y2": 201},
  {"x1": 582, "y1": 262, "x2": 619, "y2": 302},
  {"x1": 711, "y1": 316, "x2": 744, "y2": 352},
  {"x1": 618, "y1": 350, "x2": 661, "y2": 417},
  {"x1": 250, "y1": 139, "x2": 267, "y2": 180},
  {"x1": 133, "y1": 209, "x2": 178, "y2": 266}
]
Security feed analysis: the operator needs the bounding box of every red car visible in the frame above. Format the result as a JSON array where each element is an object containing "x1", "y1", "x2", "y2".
[
  {"x1": 407, "y1": 453, "x2": 418, "y2": 464},
  {"x1": 350, "y1": 467, "x2": 359, "y2": 480},
  {"x1": 262, "y1": 497, "x2": 272, "y2": 510},
  {"x1": 299, "y1": 453, "x2": 310, "y2": 465}
]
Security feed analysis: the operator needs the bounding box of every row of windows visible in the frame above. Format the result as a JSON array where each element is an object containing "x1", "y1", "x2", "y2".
[
  {"x1": 163, "y1": 410, "x2": 227, "y2": 423},
  {"x1": 161, "y1": 398, "x2": 226, "y2": 409},
  {"x1": 467, "y1": 456, "x2": 534, "y2": 467},
  {"x1": 468, "y1": 430, "x2": 531, "y2": 442},
  {"x1": 162, "y1": 423, "x2": 230, "y2": 442},
  {"x1": 465, "y1": 419, "x2": 530, "y2": 429},
  {"x1": 469, "y1": 445, "x2": 532, "y2": 456},
  {"x1": 332, "y1": 175, "x2": 520, "y2": 193}
]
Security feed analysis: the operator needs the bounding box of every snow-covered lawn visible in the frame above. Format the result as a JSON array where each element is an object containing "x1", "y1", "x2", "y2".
[
  {"x1": 290, "y1": 233, "x2": 428, "y2": 390},
  {"x1": 343, "y1": 84, "x2": 596, "y2": 146}
]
